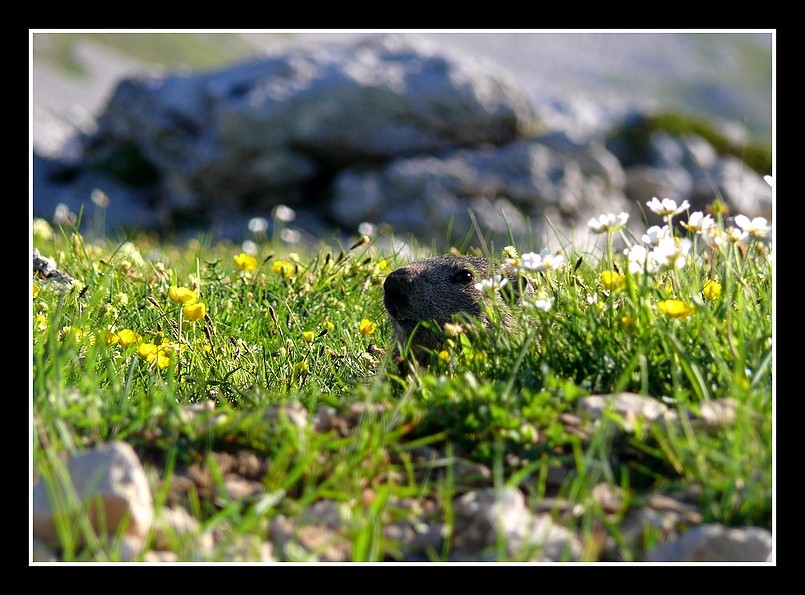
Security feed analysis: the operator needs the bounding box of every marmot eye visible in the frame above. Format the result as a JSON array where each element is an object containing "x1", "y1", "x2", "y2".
[{"x1": 450, "y1": 269, "x2": 475, "y2": 285}]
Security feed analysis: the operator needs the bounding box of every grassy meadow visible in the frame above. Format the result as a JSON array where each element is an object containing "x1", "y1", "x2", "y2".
[{"x1": 31, "y1": 194, "x2": 773, "y2": 562}]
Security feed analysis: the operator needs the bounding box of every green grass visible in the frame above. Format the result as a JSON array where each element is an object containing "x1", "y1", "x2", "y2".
[
  {"x1": 32, "y1": 32, "x2": 271, "y2": 76},
  {"x1": 31, "y1": 201, "x2": 773, "y2": 562}
]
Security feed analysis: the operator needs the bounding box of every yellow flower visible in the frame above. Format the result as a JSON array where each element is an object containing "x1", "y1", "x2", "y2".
[
  {"x1": 137, "y1": 342, "x2": 172, "y2": 369},
  {"x1": 272, "y1": 260, "x2": 296, "y2": 278},
  {"x1": 234, "y1": 252, "x2": 258, "y2": 272},
  {"x1": 169, "y1": 285, "x2": 198, "y2": 304},
  {"x1": 438, "y1": 350, "x2": 450, "y2": 362},
  {"x1": 359, "y1": 318, "x2": 377, "y2": 336},
  {"x1": 118, "y1": 329, "x2": 142, "y2": 347},
  {"x1": 322, "y1": 321, "x2": 335, "y2": 332},
  {"x1": 292, "y1": 360, "x2": 309, "y2": 376},
  {"x1": 34, "y1": 314, "x2": 48, "y2": 332},
  {"x1": 658, "y1": 299, "x2": 695, "y2": 319},
  {"x1": 33, "y1": 284, "x2": 40, "y2": 298},
  {"x1": 104, "y1": 330, "x2": 120, "y2": 346},
  {"x1": 702, "y1": 280, "x2": 722, "y2": 301},
  {"x1": 302, "y1": 331, "x2": 315, "y2": 343},
  {"x1": 183, "y1": 302, "x2": 206, "y2": 321},
  {"x1": 601, "y1": 270, "x2": 625, "y2": 291},
  {"x1": 155, "y1": 351, "x2": 171, "y2": 369},
  {"x1": 137, "y1": 342, "x2": 157, "y2": 360}
]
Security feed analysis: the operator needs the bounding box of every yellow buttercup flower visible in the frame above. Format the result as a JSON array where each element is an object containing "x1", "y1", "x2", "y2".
[
  {"x1": 33, "y1": 284, "x2": 40, "y2": 298},
  {"x1": 137, "y1": 342, "x2": 172, "y2": 369},
  {"x1": 302, "y1": 331, "x2": 315, "y2": 343},
  {"x1": 169, "y1": 285, "x2": 198, "y2": 304},
  {"x1": 322, "y1": 321, "x2": 335, "y2": 332},
  {"x1": 658, "y1": 299, "x2": 694, "y2": 319},
  {"x1": 183, "y1": 302, "x2": 206, "y2": 321},
  {"x1": 601, "y1": 270, "x2": 625, "y2": 291},
  {"x1": 359, "y1": 318, "x2": 377, "y2": 336},
  {"x1": 234, "y1": 252, "x2": 258, "y2": 272},
  {"x1": 104, "y1": 330, "x2": 120, "y2": 346},
  {"x1": 118, "y1": 329, "x2": 142, "y2": 347},
  {"x1": 34, "y1": 314, "x2": 48, "y2": 332},
  {"x1": 272, "y1": 260, "x2": 296, "y2": 278},
  {"x1": 137, "y1": 342, "x2": 157, "y2": 360},
  {"x1": 702, "y1": 280, "x2": 722, "y2": 301}
]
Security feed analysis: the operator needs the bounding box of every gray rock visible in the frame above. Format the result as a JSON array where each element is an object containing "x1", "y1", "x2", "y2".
[
  {"x1": 645, "y1": 524, "x2": 772, "y2": 562},
  {"x1": 452, "y1": 487, "x2": 581, "y2": 561},
  {"x1": 153, "y1": 505, "x2": 213, "y2": 554},
  {"x1": 32, "y1": 441, "x2": 154, "y2": 547},
  {"x1": 623, "y1": 164, "x2": 695, "y2": 208},
  {"x1": 330, "y1": 138, "x2": 634, "y2": 248},
  {"x1": 84, "y1": 33, "x2": 536, "y2": 216},
  {"x1": 691, "y1": 155, "x2": 772, "y2": 219},
  {"x1": 621, "y1": 130, "x2": 771, "y2": 223},
  {"x1": 32, "y1": 152, "x2": 162, "y2": 237},
  {"x1": 577, "y1": 392, "x2": 674, "y2": 431}
]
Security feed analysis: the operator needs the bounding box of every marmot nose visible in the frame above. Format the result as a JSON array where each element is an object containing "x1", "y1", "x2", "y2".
[{"x1": 383, "y1": 269, "x2": 411, "y2": 317}]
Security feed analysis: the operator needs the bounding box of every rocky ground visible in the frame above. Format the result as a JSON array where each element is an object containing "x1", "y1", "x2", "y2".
[{"x1": 32, "y1": 394, "x2": 772, "y2": 563}]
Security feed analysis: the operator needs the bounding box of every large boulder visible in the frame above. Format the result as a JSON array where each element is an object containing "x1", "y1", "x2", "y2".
[
  {"x1": 330, "y1": 135, "x2": 634, "y2": 248},
  {"x1": 82, "y1": 33, "x2": 537, "y2": 219}
]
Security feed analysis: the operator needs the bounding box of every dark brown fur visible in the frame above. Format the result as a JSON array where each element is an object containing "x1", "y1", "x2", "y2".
[{"x1": 383, "y1": 255, "x2": 528, "y2": 367}]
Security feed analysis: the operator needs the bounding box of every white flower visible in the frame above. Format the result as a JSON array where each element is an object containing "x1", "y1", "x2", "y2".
[
  {"x1": 517, "y1": 249, "x2": 567, "y2": 272},
  {"x1": 280, "y1": 228, "x2": 301, "y2": 243},
  {"x1": 701, "y1": 227, "x2": 729, "y2": 249},
  {"x1": 681, "y1": 211, "x2": 716, "y2": 234},
  {"x1": 650, "y1": 237, "x2": 692, "y2": 270},
  {"x1": 588, "y1": 212, "x2": 629, "y2": 234},
  {"x1": 726, "y1": 226, "x2": 748, "y2": 243},
  {"x1": 119, "y1": 242, "x2": 146, "y2": 268},
  {"x1": 358, "y1": 221, "x2": 377, "y2": 237},
  {"x1": 528, "y1": 296, "x2": 554, "y2": 312},
  {"x1": 646, "y1": 197, "x2": 690, "y2": 217},
  {"x1": 641, "y1": 225, "x2": 671, "y2": 247},
  {"x1": 272, "y1": 204, "x2": 296, "y2": 222},
  {"x1": 624, "y1": 244, "x2": 660, "y2": 275},
  {"x1": 241, "y1": 240, "x2": 258, "y2": 255},
  {"x1": 248, "y1": 217, "x2": 268, "y2": 233},
  {"x1": 475, "y1": 274, "x2": 508, "y2": 292},
  {"x1": 734, "y1": 215, "x2": 771, "y2": 239}
]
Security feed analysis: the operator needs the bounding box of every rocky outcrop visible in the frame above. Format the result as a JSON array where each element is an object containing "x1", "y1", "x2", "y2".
[
  {"x1": 32, "y1": 33, "x2": 771, "y2": 251},
  {"x1": 80, "y1": 34, "x2": 535, "y2": 216}
]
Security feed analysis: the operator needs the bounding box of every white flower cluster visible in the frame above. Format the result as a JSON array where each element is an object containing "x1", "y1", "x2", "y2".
[
  {"x1": 506, "y1": 248, "x2": 567, "y2": 273},
  {"x1": 619, "y1": 197, "x2": 773, "y2": 274}
]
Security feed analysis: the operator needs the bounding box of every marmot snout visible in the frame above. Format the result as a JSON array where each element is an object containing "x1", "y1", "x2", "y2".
[{"x1": 383, "y1": 255, "x2": 527, "y2": 366}]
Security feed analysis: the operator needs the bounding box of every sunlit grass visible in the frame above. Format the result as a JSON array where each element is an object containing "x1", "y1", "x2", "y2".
[{"x1": 31, "y1": 194, "x2": 773, "y2": 562}]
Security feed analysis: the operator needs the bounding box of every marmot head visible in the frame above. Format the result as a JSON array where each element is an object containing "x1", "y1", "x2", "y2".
[{"x1": 383, "y1": 255, "x2": 526, "y2": 366}]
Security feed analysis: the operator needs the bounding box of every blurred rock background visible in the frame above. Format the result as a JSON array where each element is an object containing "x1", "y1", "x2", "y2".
[{"x1": 31, "y1": 31, "x2": 773, "y2": 253}]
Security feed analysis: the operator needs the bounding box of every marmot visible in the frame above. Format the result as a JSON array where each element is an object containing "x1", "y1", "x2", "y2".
[{"x1": 383, "y1": 255, "x2": 529, "y2": 367}]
